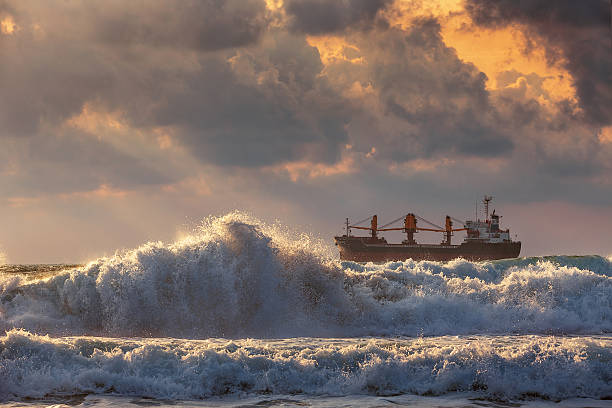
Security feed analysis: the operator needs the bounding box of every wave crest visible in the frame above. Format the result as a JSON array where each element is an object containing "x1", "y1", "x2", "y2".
[
  {"x1": 1, "y1": 330, "x2": 610, "y2": 401},
  {"x1": 1, "y1": 213, "x2": 611, "y2": 337}
]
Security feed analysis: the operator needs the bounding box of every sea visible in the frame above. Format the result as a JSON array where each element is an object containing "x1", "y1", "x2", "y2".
[{"x1": 1, "y1": 213, "x2": 610, "y2": 407}]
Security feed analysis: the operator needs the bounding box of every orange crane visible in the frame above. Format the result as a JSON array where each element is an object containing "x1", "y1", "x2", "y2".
[
  {"x1": 350, "y1": 215, "x2": 379, "y2": 238},
  {"x1": 350, "y1": 214, "x2": 467, "y2": 245}
]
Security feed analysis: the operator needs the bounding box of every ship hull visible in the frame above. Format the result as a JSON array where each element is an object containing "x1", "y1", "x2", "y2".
[{"x1": 334, "y1": 236, "x2": 521, "y2": 262}]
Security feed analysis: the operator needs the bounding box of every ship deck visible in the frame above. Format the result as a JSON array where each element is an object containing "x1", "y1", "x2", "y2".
[{"x1": 361, "y1": 242, "x2": 460, "y2": 249}]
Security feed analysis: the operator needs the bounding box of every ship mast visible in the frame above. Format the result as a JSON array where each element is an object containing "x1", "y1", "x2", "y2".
[
  {"x1": 483, "y1": 195, "x2": 493, "y2": 221},
  {"x1": 334, "y1": 196, "x2": 520, "y2": 262}
]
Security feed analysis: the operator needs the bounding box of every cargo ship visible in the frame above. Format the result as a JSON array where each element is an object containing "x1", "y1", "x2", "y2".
[{"x1": 335, "y1": 196, "x2": 521, "y2": 262}]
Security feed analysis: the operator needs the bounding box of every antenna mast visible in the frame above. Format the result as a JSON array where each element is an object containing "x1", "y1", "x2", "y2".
[{"x1": 483, "y1": 195, "x2": 493, "y2": 221}]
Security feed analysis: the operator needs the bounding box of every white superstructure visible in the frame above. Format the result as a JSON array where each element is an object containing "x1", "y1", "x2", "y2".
[{"x1": 463, "y1": 197, "x2": 512, "y2": 243}]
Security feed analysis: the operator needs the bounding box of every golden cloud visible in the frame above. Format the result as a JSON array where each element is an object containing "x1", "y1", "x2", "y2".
[
  {"x1": 305, "y1": 0, "x2": 578, "y2": 113},
  {"x1": 1, "y1": 16, "x2": 17, "y2": 34}
]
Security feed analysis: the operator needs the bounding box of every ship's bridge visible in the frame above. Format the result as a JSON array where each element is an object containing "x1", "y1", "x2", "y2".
[{"x1": 465, "y1": 212, "x2": 511, "y2": 243}]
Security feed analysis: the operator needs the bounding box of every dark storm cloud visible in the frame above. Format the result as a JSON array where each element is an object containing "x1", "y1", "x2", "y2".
[
  {"x1": 0, "y1": 38, "x2": 112, "y2": 137},
  {"x1": 336, "y1": 18, "x2": 514, "y2": 160},
  {"x1": 95, "y1": 0, "x2": 268, "y2": 51},
  {"x1": 1, "y1": 1, "x2": 611, "y2": 264},
  {"x1": 318, "y1": 15, "x2": 608, "y2": 183},
  {"x1": 0, "y1": 0, "x2": 269, "y2": 138},
  {"x1": 488, "y1": 69, "x2": 608, "y2": 180},
  {"x1": 385, "y1": 97, "x2": 513, "y2": 156},
  {"x1": 78, "y1": 29, "x2": 353, "y2": 167},
  {"x1": 146, "y1": 37, "x2": 352, "y2": 167},
  {"x1": 465, "y1": 0, "x2": 612, "y2": 126},
  {"x1": 0, "y1": 130, "x2": 173, "y2": 197},
  {"x1": 284, "y1": 0, "x2": 391, "y2": 34},
  {"x1": 1, "y1": 0, "x2": 537, "y2": 179},
  {"x1": 1, "y1": 0, "x2": 609, "y2": 203},
  {"x1": 0, "y1": 0, "x2": 13, "y2": 14},
  {"x1": 0, "y1": 0, "x2": 353, "y2": 196}
]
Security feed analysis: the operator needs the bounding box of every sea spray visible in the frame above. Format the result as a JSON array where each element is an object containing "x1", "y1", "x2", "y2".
[
  {"x1": 1, "y1": 330, "x2": 610, "y2": 401},
  {"x1": 1, "y1": 212, "x2": 611, "y2": 338}
]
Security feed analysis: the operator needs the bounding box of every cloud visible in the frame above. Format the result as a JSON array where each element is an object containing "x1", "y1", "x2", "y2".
[
  {"x1": 144, "y1": 32, "x2": 354, "y2": 167},
  {"x1": 284, "y1": 0, "x2": 391, "y2": 34},
  {"x1": 0, "y1": 1, "x2": 610, "y2": 264},
  {"x1": 320, "y1": 18, "x2": 514, "y2": 160},
  {"x1": 304, "y1": 14, "x2": 611, "y2": 188},
  {"x1": 0, "y1": 0, "x2": 269, "y2": 137},
  {"x1": 0, "y1": 0, "x2": 609, "y2": 212},
  {"x1": 465, "y1": 0, "x2": 612, "y2": 126},
  {"x1": 93, "y1": 0, "x2": 269, "y2": 51},
  {"x1": 0, "y1": 127, "x2": 174, "y2": 198},
  {"x1": 0, "y1": 0, "x2": 352, "y2": 178}
]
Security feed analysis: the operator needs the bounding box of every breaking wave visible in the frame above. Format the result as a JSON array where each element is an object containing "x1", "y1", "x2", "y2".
[
  {"x1": 1, "y1": 212, "x2": 611, "y2": 338},
  {"x1": 1, "y1": 331, "x2": 610, "y2": 401}
]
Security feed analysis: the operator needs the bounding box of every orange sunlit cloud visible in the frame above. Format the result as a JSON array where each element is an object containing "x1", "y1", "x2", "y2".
[
  {"x1": 1, "y1": 0, "x2": 609, "y2": 264},
  {"x1": 306, "y1": 35, "x2": 364, "y2": 66},
  {"x1": 272, "y1": 155, "x2": 356, "y2": 182},
  {"x1": 305, "y1": 0, "x2": 577, "y2": 113},
  {"x1": 66, "y1": 103, "x2": 184, "y2": 156},
  {"x1": 440, "y1": 13, "x2": 576, "y2": 103},
  {"x1": 386, "y1": 0, "x2": 576, "y2": 96},
  {"x1": 600, "y1": 126, "x2": 612, "y2": 143},
  {"x1": 388, "y1": 155, "x2": 508, "y2": 176},
  {"x1": 265, "y1": 0, "x2": 285, "y2": 13},
  {"x1": 6, "y1": 184, "x2": 130, "y2": 208},
  {"x1": 1, "y1": 15, "x2": 17, "y2": 34},
  {"x1": 6, "y1": 196, "x2": 41, "y2": 208},
  {"x1": 69, "y1": 184, "x2": 130, "y2": 199},
  {"x1": 66, "y1": 103, "x2": 126, "y2": 137}
]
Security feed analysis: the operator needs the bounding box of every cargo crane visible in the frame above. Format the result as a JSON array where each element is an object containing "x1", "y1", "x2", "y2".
[{"x1": 335, "y1": 196, "x2": 521, "y2": 262}]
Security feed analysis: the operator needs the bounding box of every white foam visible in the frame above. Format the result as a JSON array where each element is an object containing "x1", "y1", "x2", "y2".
[
  {"x1": 1, "y1": 212, "x2": 611, "y2": 337},
  {"x1": 0, "y1": 331, "x2": 610, "y2": 401}
]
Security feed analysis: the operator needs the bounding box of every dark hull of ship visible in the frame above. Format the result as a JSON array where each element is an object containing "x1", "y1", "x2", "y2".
[{"x1": 334, "y1": 236, "x2": 521, "y2": 262}]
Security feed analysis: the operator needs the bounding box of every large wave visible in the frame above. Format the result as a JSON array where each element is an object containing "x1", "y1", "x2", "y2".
[
  {"x1": 1, "y1": 212, "x2": 611, "y2": 338},
  {"x1": 1, "y1": 330, "x2": 610, "y2": 401}
]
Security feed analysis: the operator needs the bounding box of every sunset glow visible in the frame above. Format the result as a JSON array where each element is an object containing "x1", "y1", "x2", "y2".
[
  {"x1": 0, "y1": 2, "x2": 611, "y2": 406},
  {"x1": 0, "y1": 15, "x2": 16, "y2": 34},
  {"x1": 0, "y1": 0, "x2": 610, "y2": 262}
]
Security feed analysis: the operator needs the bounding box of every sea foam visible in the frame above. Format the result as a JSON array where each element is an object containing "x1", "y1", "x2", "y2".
[
  {"x1": 1, "y1": 212, "x2": 611, "y2": 338},
  {"x1": 0, "y1": 330, "x2": 610, "y2": 401}
]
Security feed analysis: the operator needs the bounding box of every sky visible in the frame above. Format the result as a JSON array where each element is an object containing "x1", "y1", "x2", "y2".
[{"x1": 0, "y1": 0, "x2": 611, "y2": 263}]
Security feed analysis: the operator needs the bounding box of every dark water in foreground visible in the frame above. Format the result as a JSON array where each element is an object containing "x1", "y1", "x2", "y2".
[{"x1": 1, "y1": 214, "x2": 611, "y2": 407}]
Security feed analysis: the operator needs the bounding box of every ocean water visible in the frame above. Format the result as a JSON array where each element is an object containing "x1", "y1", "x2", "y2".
[{"x1": 1, "y1": 213, "x2": 611, "y2": 407}]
